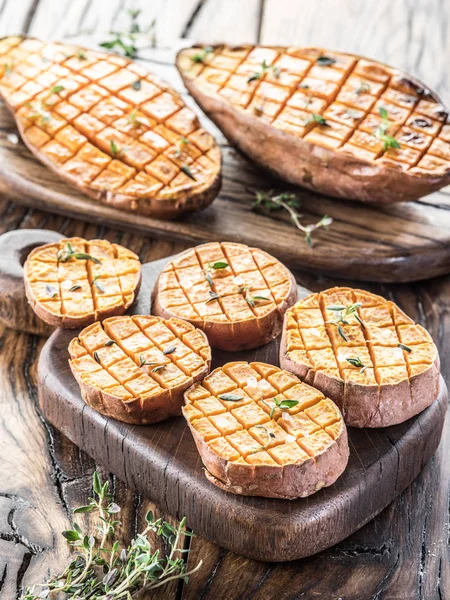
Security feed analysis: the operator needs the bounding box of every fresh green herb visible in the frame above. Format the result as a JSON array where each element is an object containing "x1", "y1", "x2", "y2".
[
  {"x1": 247, "y1": 60, "x2": 281, "y2": 83},
  {"x1": 326, "y1": 302, "x2": 364, "y2": 341},
  {"x1": 252, "y1": 190, "x2": 333, "y2": 248},
  {"x1": 27, "y1": 102, "x2": 51, "y2": 125},
  {"x1": 398, "y1": 343, "x2": 412, "y2": 353},
  {"x1": 105, "y1": 340, "x2": 117, "y2": 347},
  {"x1": 240, "y1": 286, "x2": 271, "y2": 308},
  {"x1": 69, "y1": 284, "x2": 82, "y2": 292},
  {"x1": 21, "y1": 472, "x2": 201, "y2": 600},
  {"x1": 139, "y1": 355, "x2": 157, "y2": 367},
  {"x1": 346, "y1": 355, "x2": 367, "y2": 372},
  {"x1": 57, "y1": 242, "x2": 102, "y2": 265},
  {"x1": 206, "y1": 291, "x2": 221, "y2": 304},
  {"x1": 93, "y1": 351, "x2": 101, "y2": 364},
  {"x1": 127, "y1": 108, "x2": 145, "y2": 129},
  {"x1": 209, "y1": 261, "x2": 229, "y2": 270},
  {"x1": 219, "y1": 393, "x2": 244, "y2": 402},
  {"x1": 132, "y1": 79, "x2": 142, "y2": 91},
  {"x1": 181, "y1": 165, "x2": 196, "y2": 180},
  {"x1": 76, "y1": 48, "x2": 87, "y2": 60},
  {"x1": 355, "y1": 80, "x2": 371, "y2": 95},
  {"x1": 110, "y1": 140, "x2": 119, "y2": 156},
  {"x1": 191, "y1": 46, "x2": 214, "y2": 64},
  {"x1": 50, "y1": 84, "x2": 65, "y2": 95},
  {"x1": 269, "y1": 396, "x2": 299, "y2": 419},
  {"x1": 45, "y1": 283, "x2": 58, "y2": 298},
  {"x1": 307, "y1": 113, "x2": 328, "y2": 126},
  {"x1": 91, "y1": 275, "x2": 105, "y2": 293},
  {"x1": 163, "y1": 345, "x2": 177, "y2": 355},
  {"x1": 316, "y1": 55, "x2": 336, "y2": 66},
  {"x1": 374, "y1": 107, "x2": 401, "y2": 151},
  {"x1": 152, "y1": 364, "x2": 166, "y2": 373}
]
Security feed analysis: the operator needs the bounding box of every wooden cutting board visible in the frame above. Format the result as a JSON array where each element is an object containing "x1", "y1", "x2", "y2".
[
  {"x1": 37, "y1": 254, "x2": 448, "y2": 562},
  {"x1": 0, "y1": 40, "x2": 450, "y2": 283}
]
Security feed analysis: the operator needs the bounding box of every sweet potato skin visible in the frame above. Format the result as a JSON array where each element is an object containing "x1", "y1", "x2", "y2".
[
  {"x1": 177, "y1": 46, "x2": 450, "y2": 204},
  {"x1": 279, "y1": 313, "x2": 441, "y2": 428},
  {"x1": 188, "y1": 413, "x2": 349, "y2": 499},
  {"x1": 68, "y1": 317, "x2": 212, "y2": 424},
  {"x1": 24, "y1": 238, "x2": 142, "y2": 328},
  {"x1": 151, "y1": 246, "x2": 299, "y2": 352}
]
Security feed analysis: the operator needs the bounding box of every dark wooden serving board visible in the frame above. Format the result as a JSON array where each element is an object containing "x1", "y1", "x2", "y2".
[
  {"x1": 1, "y1": 39, "x2": 450, "y2": 283},
  {"x1": 37, "y1": 254, "x2": 448, "y2": 562}
]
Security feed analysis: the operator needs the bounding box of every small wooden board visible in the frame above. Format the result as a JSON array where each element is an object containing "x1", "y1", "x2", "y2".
[
  {"x1": 1, "y1": 41, "x2": 450, "y2": 283},
  {"x1": 37, "y1": 255, "x2": 448, "y2": 562}
]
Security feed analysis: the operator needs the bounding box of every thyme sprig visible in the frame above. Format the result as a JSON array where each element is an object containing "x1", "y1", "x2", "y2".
[
  {"x1": 355, "y1": 80, "x2": 371, "y2": 95},
  {"x1": 203, "y1": 261, "x2": 229, "y2": 287},
  {"x1": 252, "y1": 190, "x2": 333, "y2": 248},
  {"x1": 374, "y1": 107, "x2": 401, "y2": 151},
  {"x1": 269, "y1": 396, "x2": 299, "y2": 419},
  {"x1": 307, "y1": 113, "x2": 328, "y2": 126},
  {"x1": 21, "y1": 472, "x2": 201, "y2": 600},
  {"x1": 326, "y1": 302, "x2": 364, "y2": 341},
  {"x1": 247, "y1": 60, "x2": 281, "y2": 83},
  {"x1": 57, "y1": 242, "x2": 102, "y2": 264},
  {"x1": 174, "y1": 137, "x2": 190, "y2": 158},
  {"x1": 238, "y1": 284, "x2": 270, "y2": 308},
  {"x1": 91, "y1": 275, "x2": 105, "y2": 293},
  {"x1": 99, "y1": 10, "x2": 157, "y2": 58}
]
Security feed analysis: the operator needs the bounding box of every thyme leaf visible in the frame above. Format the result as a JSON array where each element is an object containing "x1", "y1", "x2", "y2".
[
  {"x1": 163, "y1": 345, "x2": 177, "y2": 355},
  {"x1": 56, "y1": 242, "x2": 102, "y2": 265},
  {"x1": 346, "y1": 355, "x2": 367, "y2": 371},
  {"x1": 181, "y1": 165, "x2": 196, "y2": 180},
  {"x1": 316, "y1": 55, "x2": 336, "y2": 66},
  {"x1": 398, "y1": 343, "x2": 412, "y2": 353},
  {"x1": 191, "y1": 46, "x2": 214, "y2": 64},
  {"x1": 131, "y1": 79, "x2": 142, "y2": 91},
  {"x1": 307, "y1": 113, "x2": 328, "y2": 126},
  {"x1": 269, "y1": 396, "x2": 299, "y2": 419},
  {"x1": 219, "y1": 393, "x2": 244, "y2": 402},
  {"x1": 206, "y1": 291, "x2": 221, "y2": 304},
  {"x1": 374, "y1": 107, "x2": 401, "y2": 151},
  {"x1": 69, "y1": 284, "x2": 82, "y2": 291},
  {"x1": 45, "y1": 284, "x2": 58, "y2": 298},
  {"x1": 247, "y1": 60, "x2": 281, "y2": 83},
  {"x1": 326, "y1": 302, "x2": 364, "y2": 341},
  {"x1": 91, "y1": 275, "x2": 105, "y2": 293},
  {"x1": 105, "y1": 340, "x2": 117, "y2": 347}
]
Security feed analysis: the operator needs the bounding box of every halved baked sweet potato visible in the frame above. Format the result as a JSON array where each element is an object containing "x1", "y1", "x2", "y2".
[
  {"x1": 0, "y1": 36, "x2": 221, "y2": 218},
  {"x1": 69, "y1": 315, "x2": 211, "y2": 424},
  {"x1": 152, "y1": 242, "x2": 298, "y2": 351},
  {"x1": 24, "y1": 237, "x2": 141, "y2": 328},
  {"x1": 183, "y1": 361, "x2": 348, "y2": 498},
  {"x1": 279, "y1": 287, "x2": 440, "y2": 427},
  {"x1": 177, "y1": 44, "x2": 450, "y2": 203}
]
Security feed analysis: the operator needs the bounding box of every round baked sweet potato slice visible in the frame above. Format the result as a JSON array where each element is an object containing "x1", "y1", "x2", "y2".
[
  {"x1": 24, "y1": 237, "x2": 141, "y2": 328},
  {"x1": 152, "y1": 242, "x2": 298, "y2": 351},
  {"x1": 183, "y1": 361, "x2": 348, "y2": 499},
  {"x1": 0, "y1": 36, "x2": 221, "y2": 219},
  {"x1": 177, "y1": 44, "x2": 450, "y2": 203},
  {"x1": 280, "y1": 287, "x2": 440, "y2": 427},
  {"x1": 69, "y1": 315, "x2": 211, "y2": 424}
]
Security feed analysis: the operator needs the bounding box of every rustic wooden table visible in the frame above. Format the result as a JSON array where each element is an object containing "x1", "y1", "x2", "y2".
[{"x1": 0, "y1": 1, "x2": 449, "y2": 598}]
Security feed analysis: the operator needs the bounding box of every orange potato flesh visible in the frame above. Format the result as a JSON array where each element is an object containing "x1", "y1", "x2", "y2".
[
  {"x1": 280, "y1": 287, "x2": 440, "y2": 427},
  {"x1": 69, "y1": 315, "x2": 211, "y2": 424},
  {"x1": 0, "y1": 36, "x2": 221, "y2": 218},
  {"x1": 183, "y1": 361, "x2": 348, "y2": 498},
  {"x1": 24, "y1": 236, "x2": 141, "y2": 328},
  {"x1": 177, "y1": 44, "x2": 450, "y2": 203},
  {"x1": 152, "y1": 242, "x2": 298, "y2": 351}
]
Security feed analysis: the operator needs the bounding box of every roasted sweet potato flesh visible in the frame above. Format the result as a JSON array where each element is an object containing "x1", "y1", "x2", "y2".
[
  {"x1": 152, "y1": 242, "x2": 297, "y2": 351},
  {"x1": 185, "y1": 362, "x2": 342, "y2": 463},
  {"x1": 0, "y1": 37, "x2": 221, "y2": 217},
  {"x1": 24, "y1": 237, "x2": 141, "y2": 327},
  {"x1": 177, "y1": 44, "x2": 450, "y2": 202},
  {"x1": 69, "y1": 315, "x2": 211, "y2": 423},
  {"x1": 281, "y1": 287, "x2": 440, "y2": 427}
]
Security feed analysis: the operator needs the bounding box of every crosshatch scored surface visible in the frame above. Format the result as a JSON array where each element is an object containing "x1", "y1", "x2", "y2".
[
  {"x1": 184, "y1": 362, "x2": 344, "y2": 477},
  {"x1": 69, "y1": 315, "x2": 211, "y2": 407},
  {"x1": 158, "y1": 242, "x2": 293, "y2": 322},
  {"x1": 0, "y1": 37, "x2": 221, "y2": 204},
  {"x1": 25, "y1": 238, "x2": 140, "y2": 321},
  {"x1": 180, "y1": 44, "x2": 450, "y2": 173},
  {"x1": 284, "y1": 287, "x2": 437, "y2": 387}
]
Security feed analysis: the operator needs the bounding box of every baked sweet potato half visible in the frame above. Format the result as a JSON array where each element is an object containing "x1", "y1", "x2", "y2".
[
  {"x1": 183, "y1": 361, "x2": 348, "y2": 499},
  {"x1": 152, "y1": 242, "x2": 298, "y2": 351},
  {"x1": 279, "y1": 287, "x2": 440, "y2": 427},
  {"x1": 177, "y1": 44, "x2": 450, "y2": 203},
  {"x1": 69, "y1": 315, "x2": 211, "y2": 424},
  {"x1": 0, "y1": 36, "x2": 221, "y2": 218},
  {"x1": 24, "y1": 237, "x2": 141, "y2": 328}
]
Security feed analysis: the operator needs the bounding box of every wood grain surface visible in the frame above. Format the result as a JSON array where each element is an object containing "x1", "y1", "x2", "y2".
[
  {"x1": 1, "y1": 1, "x2": 450, "y2": 599},
  {"x1": 37, "y1": 256, "x2": 448, "y2": 562},
  {"x1": 1, "y1": 40, "x2": 450, "y2": 283}
]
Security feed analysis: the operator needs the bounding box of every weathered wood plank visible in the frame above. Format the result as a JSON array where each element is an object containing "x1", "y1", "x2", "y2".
[
  {"x1": 187, "y1": 0, "x2": 261, "y2": 44},
  {"x1": 261, "y1": 0, "x2": 450, "y2": 102}
]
